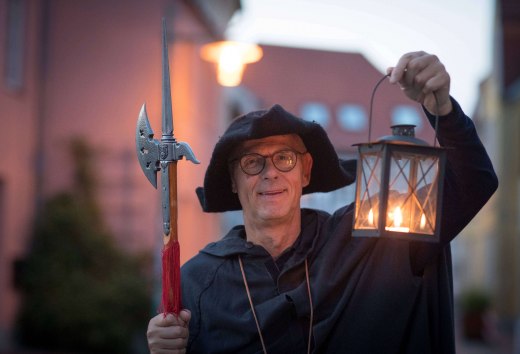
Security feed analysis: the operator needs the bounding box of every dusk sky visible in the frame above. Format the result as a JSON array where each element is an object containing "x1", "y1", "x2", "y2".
[{"x1": 226, "y1": 0, "x2": 495, "y2": 113}]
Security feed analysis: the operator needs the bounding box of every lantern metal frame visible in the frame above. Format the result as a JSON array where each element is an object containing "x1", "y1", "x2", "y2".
[
  {"x1": 352, "y1": 75, "x2": 447, "y2": 242},
  {"x1": 353, "y1": 135, "x2": 446, "y2": 242}
]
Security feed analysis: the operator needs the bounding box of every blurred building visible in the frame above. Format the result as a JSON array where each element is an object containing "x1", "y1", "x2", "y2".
[
  {"x1": 456, "y1": 0, "x2": 520, "y2": 343},
  {"x1": 0, "y1": 0, "x2": 240, "y2": 350}
]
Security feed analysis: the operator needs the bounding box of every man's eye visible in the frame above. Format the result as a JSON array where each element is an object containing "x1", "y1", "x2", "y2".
[
  {"x1": 242, "y1": 156, "x2": 261, "y2": 167},
  {"x1": 275, "y1": 152, "x2": 294, "y2": 163}
]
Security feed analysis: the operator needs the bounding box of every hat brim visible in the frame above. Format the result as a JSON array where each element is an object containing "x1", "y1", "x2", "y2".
[{"x1": 196, "y1": 104, "x2": 356, "y2": 212}]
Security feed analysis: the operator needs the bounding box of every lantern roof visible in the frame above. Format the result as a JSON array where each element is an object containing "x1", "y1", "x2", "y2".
[{"x1": 354, "y1": 124, "x2": 436, "y2": 147}]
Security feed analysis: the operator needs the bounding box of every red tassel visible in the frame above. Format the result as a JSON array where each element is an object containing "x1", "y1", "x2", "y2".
[{"x1": 161, "y1": 240, "x2": 181, "y2": 315}]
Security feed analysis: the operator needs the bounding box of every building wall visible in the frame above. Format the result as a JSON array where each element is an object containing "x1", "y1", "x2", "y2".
[
  {"x1": 0, "y1": 0, "x2": 44, "y2": 347},
  {"x1": 495, "y1": 0, "x2": 520, "y2": 323},
  {"x1": 452, "y1": 76, "x2": 501, "y2": 297},
  {"x1": 496, "y1": 99, "x2": 520, "y2": 320},
  {"x1": 0, "y1": 0, "x2": 233, "y2": 349},
  {"x1": 35, "y1": 0, "x2": 224, "y2": 259}
]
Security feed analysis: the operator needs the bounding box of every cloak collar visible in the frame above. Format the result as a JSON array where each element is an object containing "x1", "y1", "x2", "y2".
[{"x1": 200, "y1": 209, "x2": 322, "y2": 262}]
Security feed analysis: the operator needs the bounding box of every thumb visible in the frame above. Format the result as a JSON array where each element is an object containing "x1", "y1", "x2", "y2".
[
  {"x1": 387, "y1": 66, "x2": 406, "y2": 85},
  {"x1": 179, "y1": 309, "x2": 191, "y2": 326}
]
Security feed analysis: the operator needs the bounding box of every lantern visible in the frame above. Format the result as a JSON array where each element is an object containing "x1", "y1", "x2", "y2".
[{"x1": 352, "y1": 76, "x2": 446, "y2": 242}]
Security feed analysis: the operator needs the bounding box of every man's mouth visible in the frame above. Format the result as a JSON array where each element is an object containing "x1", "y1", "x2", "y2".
[{"x1": 258, "y1": 189, "x2": 285, "y2": 196}]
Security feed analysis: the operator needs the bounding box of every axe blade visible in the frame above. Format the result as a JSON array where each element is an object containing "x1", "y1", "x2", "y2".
[{"x1": 136, "y1": 103, "x2": 160, "y2": 188}]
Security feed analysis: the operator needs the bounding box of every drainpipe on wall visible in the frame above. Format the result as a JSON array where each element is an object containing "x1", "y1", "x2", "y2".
[{"x1": 34, "y1": 0, "x2": 50, "y2": 219}]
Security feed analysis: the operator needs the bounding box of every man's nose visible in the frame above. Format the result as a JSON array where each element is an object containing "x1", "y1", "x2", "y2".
[{"x1": 261, "y1": 157, "x2": 278, "y2": 178}]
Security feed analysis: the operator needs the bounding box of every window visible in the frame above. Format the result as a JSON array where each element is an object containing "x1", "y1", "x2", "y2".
[
  {"x1": 391, "y1": 105, "x2": 422, "y2": 130},
  {"x1": 337, "y1": 104, "x2": 367, "y2": 132},
  {"x1": 300, "y1": 102, "x2": 330, "y2": 128},
  {"x1": 4, "y1": 0, "x2": 26, "y2": 91}
]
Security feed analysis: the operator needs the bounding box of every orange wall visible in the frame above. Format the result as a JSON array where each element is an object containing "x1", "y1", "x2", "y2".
[
  {"x1": 0, "y1": 0, "x2": 225, "y2": 348},
  {"x1": 0, "y1": 0, "x2": 44, "y2": 342},
  {"x1": 36, "y1": 0, "x2": 223, "y2": 259}
]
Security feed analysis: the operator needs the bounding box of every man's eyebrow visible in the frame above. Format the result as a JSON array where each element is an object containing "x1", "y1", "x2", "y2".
[{"x1": 241, "y1": 144, "x2": 295, "y2": 154}]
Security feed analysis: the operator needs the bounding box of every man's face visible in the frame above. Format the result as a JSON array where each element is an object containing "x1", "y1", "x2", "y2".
[{"x1": 230, "y1": 134, "x2": 313, "y2": 226}]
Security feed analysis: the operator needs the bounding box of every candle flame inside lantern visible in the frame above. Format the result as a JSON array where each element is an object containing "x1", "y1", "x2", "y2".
[
  {"x1": 368, "y1": 208, "x2": 374, "y2": 226},
  {"x1": 420, "y1": 213, "x2": 426, "y2": 229},
  {"x1": 385, "y1": 206, "x2": 410, "y2": 233},
  {"x1": 394, "y1": 206, "x2": 403, "y2": 227}
]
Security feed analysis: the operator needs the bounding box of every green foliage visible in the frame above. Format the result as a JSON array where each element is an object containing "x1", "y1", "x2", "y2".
[
  {"x1": 16, "y1": 139, "x2": 152, "y2": 353},
  {"x1": 458, "y1": 287, "x2": 491, "y2": 313}
]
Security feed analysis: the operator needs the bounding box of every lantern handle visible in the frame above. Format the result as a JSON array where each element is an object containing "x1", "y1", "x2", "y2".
[
  {"x1": 432, "y1": 92, "x2": 441, "y2": 147},
  {"x1": 368, "y1": 74, "x2": 390, "y2": 144},
  {"x1": 368, "y1": 74, "x2": 441, "y2": 147}
]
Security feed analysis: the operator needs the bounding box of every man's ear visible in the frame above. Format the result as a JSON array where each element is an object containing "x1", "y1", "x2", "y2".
[{"x1": 302, "y1": 153, "x2": 313, "y2": 188}]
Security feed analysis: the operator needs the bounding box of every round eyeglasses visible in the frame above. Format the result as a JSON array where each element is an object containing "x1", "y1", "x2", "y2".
[{"x1": 232, "y1": 149, "x2": 307, "y2": 176}]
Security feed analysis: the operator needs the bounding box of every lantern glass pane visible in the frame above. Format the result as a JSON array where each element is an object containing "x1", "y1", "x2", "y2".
[
  {"x1": 386, "y1": 150, "x2": 440, "y2": 235},
  {"x1": 355, "y1": 150, "x2": 382, "y2": 230}
]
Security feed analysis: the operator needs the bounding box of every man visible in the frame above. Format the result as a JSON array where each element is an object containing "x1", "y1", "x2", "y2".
[{"x1": 147, "y1": 51, "x2": 498, "y2": 353}]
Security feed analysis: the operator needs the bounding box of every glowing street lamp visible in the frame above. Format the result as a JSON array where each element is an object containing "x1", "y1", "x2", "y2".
[
  {"x1": 200, "y1": 41, "x2": 263, "y2": 87},
  {"x1": 352, "y1": 77, "x2": 447, "y2": 242}
]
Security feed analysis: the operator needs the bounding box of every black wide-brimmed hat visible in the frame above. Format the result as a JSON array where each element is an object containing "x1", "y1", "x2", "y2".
[{"x1": 196, "y1": 104, "x2": 357, "y2": 212}]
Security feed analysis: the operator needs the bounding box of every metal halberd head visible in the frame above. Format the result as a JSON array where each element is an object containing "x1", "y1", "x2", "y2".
[{"x1": 135, "y1": 19, "x2": 199, "y2": 189}]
